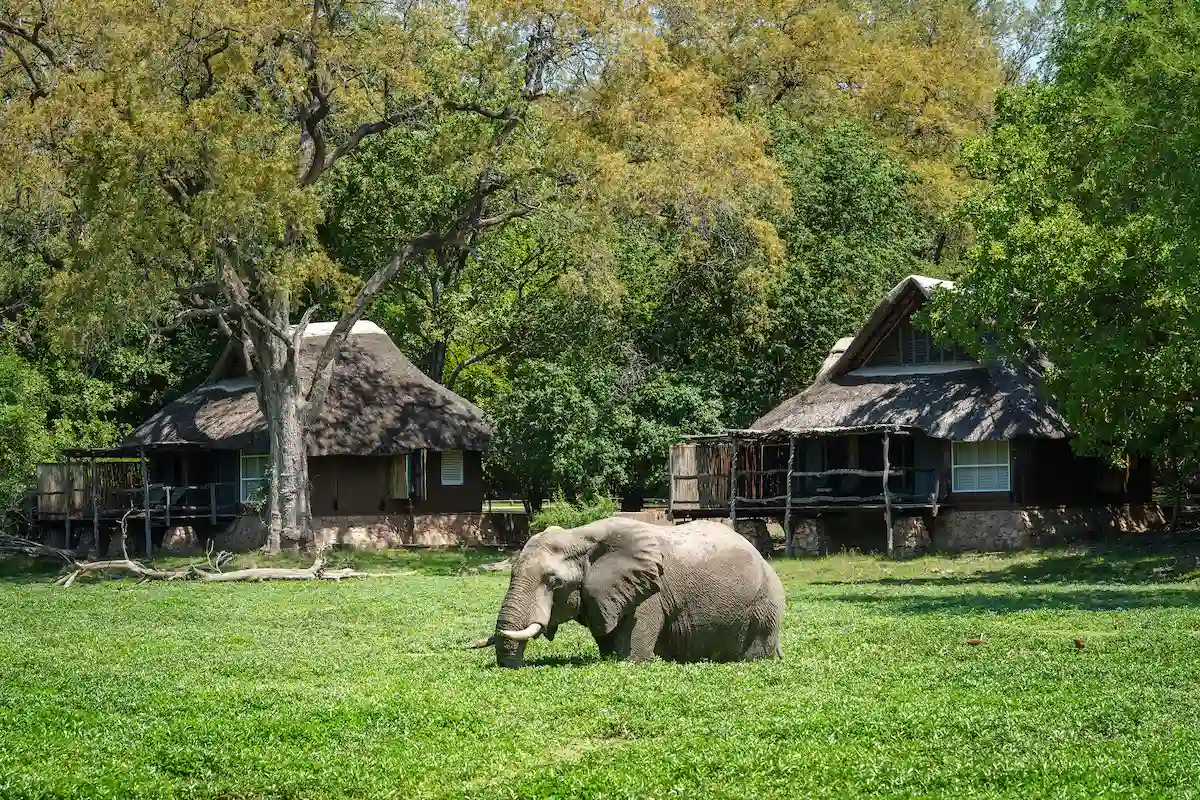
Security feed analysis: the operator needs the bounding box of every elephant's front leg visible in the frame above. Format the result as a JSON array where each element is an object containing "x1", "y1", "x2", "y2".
[{"x1": 592, "y1": 597, "x2": 664, "y2": 663}]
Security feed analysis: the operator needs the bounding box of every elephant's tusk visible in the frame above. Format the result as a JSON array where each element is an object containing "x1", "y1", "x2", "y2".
[
  {"x1": 497, "y1": 622, "x2": 543, "y2": 641},
  {"x1": 467, "y1": 635, "x2": 496, "y2": 649}
]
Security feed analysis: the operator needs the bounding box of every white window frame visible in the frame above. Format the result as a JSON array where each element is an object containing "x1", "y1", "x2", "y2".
[
  {"x1": 951, "y1": 440, "x2": 1011, "y2": 494},
  {"x1": 240, "y1": 452, "x2": 270, "y2": 502},
  {"x1": 440, "y1": 450, "x2": 464, "y2": 486}
]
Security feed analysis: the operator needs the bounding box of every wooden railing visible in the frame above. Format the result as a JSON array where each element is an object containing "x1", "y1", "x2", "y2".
[
  {"x1": 670, "y1": 434, "x2": 944, "y2": 557},
  {"x1": 28, "y1": 482, "x2": 244, "y2": 524}
]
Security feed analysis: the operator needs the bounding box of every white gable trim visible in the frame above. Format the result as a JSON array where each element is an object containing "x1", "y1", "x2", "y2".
[
  {"x1": 847, "y1": 362, "x2": 981, "y2": 378},
  {"x1": 822, "y1": 275, "x2": 956, "y2": 381},
  {"x1": 290, "y1": 320, "x2": 387, "y2": 339}
]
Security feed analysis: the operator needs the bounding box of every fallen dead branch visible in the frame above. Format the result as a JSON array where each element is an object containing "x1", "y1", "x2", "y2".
[
  {"x1": 464, "y1": 557, "x2": 512, "y2": 574},
  {"x1": 0, "y1": 532, "x2": 76, "y2": 565},
  {"x1": 52, "y1": 543, "x2": 382, "y2": 587}
]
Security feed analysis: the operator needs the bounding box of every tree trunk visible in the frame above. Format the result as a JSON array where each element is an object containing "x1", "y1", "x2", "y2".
[
  {"x1": 1169, "y1": 456, "x2": 1183, "y2": 538},
  {"x1": 250, "y1": 294, "x2": 314, "y2": 555},
  {"x1": 427, "y1": 339, "x2": 448, "y2": 384}
]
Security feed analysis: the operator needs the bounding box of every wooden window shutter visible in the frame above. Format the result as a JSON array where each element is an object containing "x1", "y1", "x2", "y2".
[{"x1": 440, "y1": 450, "x2": 464, "y2": 486}]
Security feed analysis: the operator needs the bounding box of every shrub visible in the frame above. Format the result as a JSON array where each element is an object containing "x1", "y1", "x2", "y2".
[{"x1": 529, "y1": 496, "x2": 618, "y2": 535}]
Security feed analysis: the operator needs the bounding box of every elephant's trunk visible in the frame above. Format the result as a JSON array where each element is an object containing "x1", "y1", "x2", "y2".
[{"x1": 494, "y1": 574, "x2": 538, "y2": 668}]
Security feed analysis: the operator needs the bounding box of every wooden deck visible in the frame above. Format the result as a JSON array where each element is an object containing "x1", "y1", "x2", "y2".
[
  {"x1": 669, "y1": 430, "x2": 942, "y2": 557},
  {"x1": 26, "y1": 459, "x2": 245, "y2": 554}
]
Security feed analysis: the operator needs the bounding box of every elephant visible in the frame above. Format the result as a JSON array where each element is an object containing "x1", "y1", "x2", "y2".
[{"x1": 470, "y1": 516, "x2": 786, "y2": 668}]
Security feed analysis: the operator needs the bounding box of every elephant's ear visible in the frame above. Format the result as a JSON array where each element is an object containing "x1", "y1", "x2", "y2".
[{"x1": 582, "y1": 523, "x2": 664, "y2": 636}]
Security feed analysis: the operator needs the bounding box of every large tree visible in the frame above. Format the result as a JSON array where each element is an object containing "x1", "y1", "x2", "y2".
[
  {"x1": 926, "y1": 0, "x2": 1200, "y2": 484},
  {"x1": 0, "y1": 0, "x2": 780, "y2": 551}
]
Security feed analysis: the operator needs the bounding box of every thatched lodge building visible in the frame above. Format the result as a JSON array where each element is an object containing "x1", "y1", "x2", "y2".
[
  {"x1": 668, "y1": 275, "x2": 1163, "y2": 556},
  {"x1": 34, "y1": 321, "x2": 516, "y2": 555}
]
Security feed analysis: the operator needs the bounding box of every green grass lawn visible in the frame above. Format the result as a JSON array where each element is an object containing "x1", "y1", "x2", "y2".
[{"x1": 3, "y1": 546, "x2": 1200, "y2": 799}]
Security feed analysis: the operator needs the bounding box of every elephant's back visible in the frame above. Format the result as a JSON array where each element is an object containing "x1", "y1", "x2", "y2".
[
  {"x1": 657, "y1": 520, "x2": 762, "y2": 563},
  {"x1": 655, "y1": 521, "x2": 785, "y2": 643}
]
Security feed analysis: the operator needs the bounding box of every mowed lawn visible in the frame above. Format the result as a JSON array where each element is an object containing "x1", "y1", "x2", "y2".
[{"x1": 3, "y1": 547, "x2": 1200, "y2": 799}]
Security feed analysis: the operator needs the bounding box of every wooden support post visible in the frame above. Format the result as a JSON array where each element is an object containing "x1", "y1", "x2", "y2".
[
  {"x1": 783, "y1": 436, "x2": 797, "y2": 558},
  {"x1": 64, "y1": 455, "x2": 73, "y2": 550},
  {"x1": 883, "y1": 432, "x2": 894, "y2": 558},
  {"x1": 165, "y1": 486, "x2": 172, "y2": 528},
  {"x1": 931, "y1": 471, "x2": 940, "y2": 518},
  {"x1": 210, "y1": 483, "x2": 218, "y2": 525},
  {"x1": 728, "y1": 438, "x2": 739, "y2": 527},
  {"x1": 141, "y1": 447, "x2": 151, "y2": 556},
  {"x1": 91, "y1": 457, "x2": 99, "y2": 559}
]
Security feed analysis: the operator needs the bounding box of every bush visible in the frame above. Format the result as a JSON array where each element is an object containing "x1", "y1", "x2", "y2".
[{"x1": 529, "y1": 496, "x2": 618, "y2": 535}]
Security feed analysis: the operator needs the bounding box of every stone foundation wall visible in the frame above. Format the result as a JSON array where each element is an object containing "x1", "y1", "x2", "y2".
[
  {"x1": 190, "y1": 511, "x2": 530, "y2": 554},
  {"x1": 789, "y1": 518, "x2": 824, "y2": 556},
  {"x1": 933, "y1": 504, "x2": 1166, "y2": 553},
  {"x1": 892, "y1": 516, "x2": 930, "y2": 559}
]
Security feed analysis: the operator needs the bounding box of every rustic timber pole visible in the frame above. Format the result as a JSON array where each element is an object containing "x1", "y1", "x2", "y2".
[
  {"x1": 728, "y1": 437, "x2": 739, "y2": 528},
  {"x1": 140, "y1": 447, "x2": 151, "y2": 556},
  {"x1": 91, "y1": 457, "x2": 99, "y2": 559},
  {"x1": 883, "y1": 432, "x2": 894, "y2": 558},
  {"x1": 210, "y1": 483, "x2": 218, "y2": 525},
  {"x1": 64, "y1": 454, "x2": 73, "y2": 550},
  {"x1": 783, "y1": 436, "x2": 797, "y2": 558}
]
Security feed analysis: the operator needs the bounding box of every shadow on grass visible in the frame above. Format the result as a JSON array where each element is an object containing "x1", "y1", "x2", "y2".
[
  {"x1": 833, "y1": 585, "x2": 1200, "y2": 615},
  {"x1": 0, "y1": 545, "x2": 519, "y2": 585},
  {"x1": 321, "y1": 547, "x2": 516, "y2": 576},
  {"x1": 517, "y1": 654, "x2": 603, "y2": 668},
  {"x1": 0, "y1": 556, "x2": 67, "y2": 585},
  {"x1": 817, "y1": 543, "x2": 1200, "y2": 589}
]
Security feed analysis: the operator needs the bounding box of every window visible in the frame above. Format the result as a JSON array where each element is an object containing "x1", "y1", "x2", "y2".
[
  {"x1": 866, "y1": 320, "x2": 973, "y2": 368},
  {"x1": 240, "y1": 453, "x2": 270, "y2": 502},
  {"x1": 440, "y1": 450, "x2": 464, "y2": 486},
  {"x1": 952, "y1": 440, "x2": 1010, "y2": 493}
]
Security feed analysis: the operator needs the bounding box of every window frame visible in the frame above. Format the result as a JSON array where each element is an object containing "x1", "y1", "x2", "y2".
[
  {"x1": 240, "y1": 452, "x2": 271, "y2": 503},
  {"x1": 951, "y1": 440, "x2": 1011, "y2": 494},
  {"x1": 440, "y1": 450, "x2": 465, "y2": 487}
]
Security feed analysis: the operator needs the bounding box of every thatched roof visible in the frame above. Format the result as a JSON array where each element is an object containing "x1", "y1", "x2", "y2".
[
  {"x1": 751, "y1": 275, "x2": 1071, "y2": 441},
  {"x1": 121, "y1": 321, "x2": 492, "y2": 454}
]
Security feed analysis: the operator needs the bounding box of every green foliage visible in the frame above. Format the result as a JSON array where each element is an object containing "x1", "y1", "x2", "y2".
[
  {"x1": 0, "y1": 349, "x2": 52, "y2": 512},
  {"x1": 485, "y1": 360, "x2": 626, "y2": 508},
  {"x1": 485, "y1": 359, "x2": 723, "y2": 506},
  {"x1": 630, "y1": 120, "x2": 937, "y2": 425},
  {"x1": 614, "y1": 371, "x2": 724, "y2": 500},
  {"x1": 927, "y1": 0, "x2": 1200, "y2": 470},
  {"x1": 4, "y1": 548, "x2": 1200, "y2": 797},
  {"x1": 528, "y1": 496, "x2": 619, "y2": 535}
]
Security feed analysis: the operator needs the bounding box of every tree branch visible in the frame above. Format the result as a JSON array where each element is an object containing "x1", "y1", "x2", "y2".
[
  {"x1": 157, "y1": 305, "x2": 234, "y2": 335},
  {"x1": 214, "y1": 245, "x2": 292, "y2": 345},
  {"x1": 303, "y1": 228, "x2": 444, "y2": 417},
  {"x1": 0, "y1": 19, "x2": 60, "y2": 66},
  {"x1": 291, "y1": 305, "x2": 317, "y2": 350},
  {"x1": 320, "y1": 100, "x2": 431, "y2": 174},
  {"x1": 446, "y1": 343, "x2": 509, "y2": 390}
]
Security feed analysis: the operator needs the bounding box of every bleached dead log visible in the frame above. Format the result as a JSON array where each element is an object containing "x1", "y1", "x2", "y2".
[
  {"x1": 200, "y1": 557, "x2": 368, "y2": 582},
  {"x1": 52, "y1": 555, "x2": 378, "y2": 585}
]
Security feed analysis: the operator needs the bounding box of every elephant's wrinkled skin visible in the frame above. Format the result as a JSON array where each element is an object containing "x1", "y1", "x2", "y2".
[{"x1": 472, "y1": 517, "x2": 786, "y2": 668}]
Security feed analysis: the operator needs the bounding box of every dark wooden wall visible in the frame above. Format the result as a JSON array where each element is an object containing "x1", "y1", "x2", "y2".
[
  {"x1": 308, "y1": 451, "x2": 485, "y2": 516},
  {"x1": 420, "y1": 450, "x2": 486, "y2": 514}
]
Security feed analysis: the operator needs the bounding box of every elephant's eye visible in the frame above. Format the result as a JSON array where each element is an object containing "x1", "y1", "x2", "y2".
[{"x1": 547, "y1": 574, "x2": 565, "y2": 590}]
